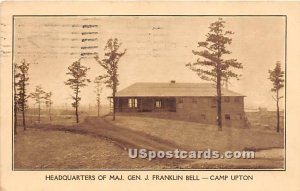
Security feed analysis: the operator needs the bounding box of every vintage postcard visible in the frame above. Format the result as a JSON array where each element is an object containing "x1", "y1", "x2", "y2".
[{"x1": 0, "y1": 1, "x2": 299, "y2": 191}]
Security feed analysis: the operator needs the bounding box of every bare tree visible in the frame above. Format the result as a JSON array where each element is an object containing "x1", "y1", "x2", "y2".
[
  {"x1": 30, "y1": 85, "x2": 46, "y2": 123},
  {"x1": 186, "y1": 18, "x2": 243, "y2": 131},
  {"x1": 95, "y1": 38, "x2": 126, "y2": 121},
  {"x1": 65, "y1": 59, "x2": 90, "y2": 123},
  {"x1": 15, "y1": 59, "x2": 30, "y2": 130},
  {"x1": 268, "y1": 61, "x2": 284, "y2": 133},
  {"x1": 94, "y1": 76, "x2": 103, "y2": 117},
  {"x1": 45, "y1": 92, "x2": 53, "y2": 121}
]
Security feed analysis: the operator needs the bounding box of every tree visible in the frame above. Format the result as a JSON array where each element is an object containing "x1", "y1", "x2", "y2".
[
  {"x1": 186, "y1": 18, "x2": 243, "y2": 131},
  {"x1": 30, "y1": 85, "x2": 46, "y2": 123},
  {"x1": 94, "y1": 76, "x2": 104, "y2": 117},
  {"x1": 95, "y1": 38, "x2": 126, "y2": 120},
  {"x1": 13, "y1": 63, "x2": 19, "y2": 134},
  {"x1": 268, "y1": 61, "x2": 284, "y2": 133},
  {"x1": 45, "y1": 92, "x2": 53, "y2": 121},
  {"x1": 15, "y1": 59, "x2": 30, "y2": 130},
  {"x1": 65, "y1": 59, "x2": 90, "y2": 123}
]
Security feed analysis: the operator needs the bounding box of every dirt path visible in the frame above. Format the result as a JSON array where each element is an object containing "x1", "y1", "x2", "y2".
[{"x1": 30, "y1": 116, "x2": 188, "y2": 152}]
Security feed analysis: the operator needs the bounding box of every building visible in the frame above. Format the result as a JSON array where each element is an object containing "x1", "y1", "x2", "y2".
[{"x1": 111, "y1": 81, "x2": 247, "y2": 127}]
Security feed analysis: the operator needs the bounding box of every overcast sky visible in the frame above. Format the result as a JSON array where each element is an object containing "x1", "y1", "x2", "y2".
[{"x1": 14, "y1": 16, "x2": 285, "y2": 110}]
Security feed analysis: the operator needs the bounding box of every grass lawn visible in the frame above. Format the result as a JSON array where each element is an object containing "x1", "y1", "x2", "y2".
[
  {"x1": 110, "y1": 116, "x2": 284, "y2": 169},
  {"x1": 110, "y1": 116, "x2": 284, "y2": 152},
  {"x1": 14, "y1": 128, "x2": 179, "y2": 170},
  {"x1": 14, "y1": 115, "x2": 284, "y2": 169}
]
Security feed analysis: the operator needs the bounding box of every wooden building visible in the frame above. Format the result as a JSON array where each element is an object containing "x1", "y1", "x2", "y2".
[{"x1": 111, "y1": 81, "x2": 247, "y2": 126}]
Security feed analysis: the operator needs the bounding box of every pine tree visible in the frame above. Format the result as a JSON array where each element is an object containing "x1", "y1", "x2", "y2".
[
  {"x1": 13, "y1": 63, "x2": 19, "y2": 134},
  {"x1": 95, "y1": 38, "x2": 126, "y2": 121},
  {"x1": 268, "y1": 61, "x2": 284, "y2": 133},
  {"x1": 65, "y1": 59, "x2": 90, "y2": 123},
  {"x1": 186, "y1": 18, "x2": 243, "y2": 131},
  {"x1": 45, "y1": 92, "x2": 53, "y2": 121},
  {"x1": 30, "y1": 85, "x2": 46, "y2": 123},
  {"x1": 15, "y1": 59, "x2": 30, "y2": 130}
]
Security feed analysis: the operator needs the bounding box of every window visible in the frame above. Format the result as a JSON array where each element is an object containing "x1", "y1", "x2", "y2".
[
  {"x1": 224, "y1": 97, "x2": 230, "y2": 103},
  {"x1": 225, "y1": 114, "x2": 231, "y2": 120},
  {"x1": 234, "y1": 97, "x2": 240, "y2": 103},
  {"x1": 128, "y1": 98, "x2": 138, "y2": 108},
  {"x1": 155, "y1": 100, "x2": 162, "y2": 108}
]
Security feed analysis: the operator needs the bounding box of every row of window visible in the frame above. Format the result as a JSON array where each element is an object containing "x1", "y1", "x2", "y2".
[
  {"x1": 127, "y1": 97, "x2": 241, "y2": 108},
  {"x1": 128, "y1": 98, "x2": 138, "y2": 108},
  {"x1": 128, "y1": 98, "x2": 163, "y2": 108},
  {"x1": 127, "y1": 98, "x2": 243, "y2": 120}
]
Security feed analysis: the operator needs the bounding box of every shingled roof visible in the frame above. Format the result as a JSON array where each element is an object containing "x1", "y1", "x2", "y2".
[{"x1": 115, "y1": 82, "x2": 244, "y2": 97}]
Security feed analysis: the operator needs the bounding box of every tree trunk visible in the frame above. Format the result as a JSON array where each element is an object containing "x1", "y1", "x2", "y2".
[
  {"x1": 38, "y1": 103, "x2": 41, "y2": 123},
  {"x1": 75, "y1": 104, "x2": 79, "y2": 123},
  {"x1": 49, "y1": 105, "x2": 52, "y2": 121},
  {"x1": 97, "y1": 101, "x2": 100, "y2": 117},
  {"x1": 75, "y1": 92, "x2": 79, "y2": 123},
  {"x1": 217, "y1": 76, "x2": 222, "y2": 131},
  {"x1": 14, "y1": 97, "x2": 17, "y2": 135},
  {"x1": 75, "y1": 94, "x2": 79, "y2": 124},
  {"x1": 75, "y1": 82, "x2": 79, "y2": 124},
  {"x1": 14, "y1": 106, "x2": 17, "y2": 134},
  {"x1": 21, "y1": 78, "x2": 26, "y2": 130},
  {"x1": 22, "y1": 109, "x2": 26, "y2": 131},
  {"x1": 22, "y1": 83, "x2": 26, "y2": 130},
  {"x1": 216, "y1": 34, "x2": 222, "y2": 131},
  {"x1": 276, "y1": 90, "x2": 280, "y2": 133},
  {"x1": 14, "y1": 68, "x2": 17, "y2": 135},
  {"x1": 112, "y1": 91, "x2": 116, "y2": 121},
  {"x1": 216, "y1": 64, "x2": 222, "y2": 131}
]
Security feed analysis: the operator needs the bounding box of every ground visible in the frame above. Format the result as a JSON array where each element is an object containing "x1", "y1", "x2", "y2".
[
  {"x1": 14, "y1": 128, "x2": 179, "y2": 170},
  {"x1": 111, "y1": 116, "x2": 284, "y2": 152},
  {"x1": 14, "y1": 115, "x2": 284, "y2": 170}
]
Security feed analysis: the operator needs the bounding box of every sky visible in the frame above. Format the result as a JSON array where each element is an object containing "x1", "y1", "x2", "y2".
[{"x1": 13, "y1": 16, "x2": 285, "y2": 110}]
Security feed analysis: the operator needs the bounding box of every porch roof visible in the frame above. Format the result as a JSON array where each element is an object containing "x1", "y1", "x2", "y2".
[{"x1": 115, "y1": 82, "x2": 244, "y2": 97}]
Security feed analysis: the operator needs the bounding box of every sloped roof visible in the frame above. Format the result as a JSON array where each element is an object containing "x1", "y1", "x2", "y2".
[{"x1": 115, "y1": 82, "x2": 244, "y2": 97}]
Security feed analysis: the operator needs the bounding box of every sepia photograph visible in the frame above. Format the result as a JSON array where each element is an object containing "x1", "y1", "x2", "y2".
[{"x1": 11, "y1": 15, "x2": 286, "y2": 170}]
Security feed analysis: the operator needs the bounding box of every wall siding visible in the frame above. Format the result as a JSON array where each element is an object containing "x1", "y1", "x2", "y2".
[{"x1": 115, "y1": 96, "x2": 246, "y2": 127}]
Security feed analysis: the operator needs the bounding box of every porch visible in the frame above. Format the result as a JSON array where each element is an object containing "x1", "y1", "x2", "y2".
[{"x1": 111, "y1": 97, "x2": 177, "y2": 112}]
